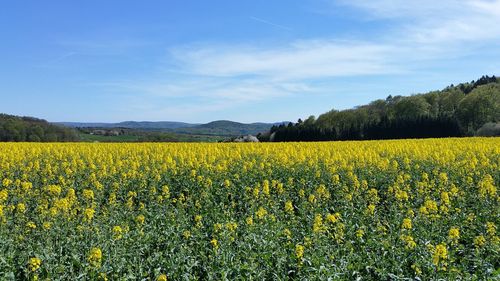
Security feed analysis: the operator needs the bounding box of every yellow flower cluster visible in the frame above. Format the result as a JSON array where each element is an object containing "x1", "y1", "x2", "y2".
[
  {"x1": 28, "y1": 257, "x2": 42, "y2": 272},
  {"x1": 88, "y1": 247, "x2": 102, "y2": 267},
  {"x1": 156, "y1": 274, "x2": 168, "y2": 281},
  {"x1": 295, "y1": 244, "x2": 304, "y2": 260},
  {"x1": 0, "y1": 138, "x2": 497, "y2": 279},
  {"x1": 448, "y1": 227, "x2": 460, "y2": 244},
  {"x1": 400, "y1": 234, "x2": 417, "y2": 250},
  {"x1": 401, "y1": 218, "x2": 412, "y2": 230},
  {"x1": 432, "y1": 243, "x2": 448, "y2": 267}
]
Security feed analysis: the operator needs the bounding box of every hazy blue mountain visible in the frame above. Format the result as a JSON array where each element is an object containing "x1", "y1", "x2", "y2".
[
  {"x1": 56, "y1": 120, "x2": 288, "y2": 136},
  {"x1": 175, "y1": 120, "x2": 287, "y2": 136},
  {"x1": 58, "y1": 121, "x2": 198, "y2": 130}
]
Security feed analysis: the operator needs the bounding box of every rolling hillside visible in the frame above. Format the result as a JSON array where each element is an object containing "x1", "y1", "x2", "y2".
[
  {"x1": 58, "y1": 121, "x2": 198, "y2": 130},
  {"x1": 268, "y1": 75, "x2": 500, "y2": 141},
  {"x1": 0, "y1": 114, "x2": 78, "y2": 141},
  {"x1": 60, "y1": 120, "x2": 284, "y2": 137}
]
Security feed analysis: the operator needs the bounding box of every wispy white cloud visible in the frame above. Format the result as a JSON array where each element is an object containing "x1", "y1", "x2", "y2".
[
  {"x1": 337, "y1": 0, "x2": 500, "y2": 44},
  {"x1": 170, "y1": 40, "x2": 401, "y2": 80},
  {"x1": 58, "y1": 38, "x2": 154, "y2": 56},
  {"x1": 99, "y1": 38, "x2": 401, "y2": 117},
  {"x1": 52, "y1": 52, "x2": 77, "y2": 63},
  {"x1": 160, "y1": 1, "x2": 499, "y2": 99},
  {"x1": 335, "y1": 0, "x2": 464, "y2": 19},
  {"x1": 104, "y1": 79, "x2": 311, "y2": 121},
  {"x1": 36, "y1": 52, "x2": 78, "y2": 68},
  {"x1": 98, "y1": 0, "x2": 500, "y2": 119},
  {"x1": 97, "y1": 77, "x2": 311, "y2": 103},
  {"x1": 249, "y1": 16, "x2": 293, "y2": 31}
]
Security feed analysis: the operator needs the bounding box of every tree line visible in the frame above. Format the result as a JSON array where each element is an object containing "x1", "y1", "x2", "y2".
[
  {"x1": 265, "y1": 75, "x2": 500, "y2": 141},
  {"x1": 0, "y1": 114, "x2": 78, "y2": 142}
]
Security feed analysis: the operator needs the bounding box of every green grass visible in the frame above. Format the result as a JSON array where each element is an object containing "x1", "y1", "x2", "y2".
[
  {"x1": 78, "y1": 133, "x2": 140, "y2": 142},
  {"x1": 78, "y1": 133, "x2": 225, "y2": 142}
]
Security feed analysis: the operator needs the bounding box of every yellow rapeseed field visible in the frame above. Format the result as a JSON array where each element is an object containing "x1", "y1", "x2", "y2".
[{"x1": 0, "y1": 138, "x2": 498, "y2": 280}]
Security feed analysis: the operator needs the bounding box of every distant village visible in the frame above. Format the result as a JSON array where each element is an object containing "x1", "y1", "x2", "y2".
[{"x1": 88, "y1": 129, "x2": 124, "y2": 136}]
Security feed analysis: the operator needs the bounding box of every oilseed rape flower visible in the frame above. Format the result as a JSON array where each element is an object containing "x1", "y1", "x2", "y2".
[
  {"x1": 213, "y1": 223, "x2": 223, "y2": 232},
  {"x1": 295, "y1": 244, "x2": 304, "y2": 260},
  {"x1": 411, "y1": 264, "x2": 422, "y2": 275},
  {"x1": 252, "y1": 186, "x2": 260, "y2": 198},
  {"x1": 438, "y1": 172, "x2": 448, "y2": 185},
  {"x1": 432, "y1": 243, "x2": 448, "y2": 266},
  {"x1": 298, "y1": 189, "x2": 305, "y2": 198},
  {"x1": 45, "y1": 184, "x2": 62, "y2": 196},
  {"x1": 367, "y1": 188, "x2": 379, "y2": 204},
  {"x1": 82, "y1": 189, "x2": 94, "y2": 201},
  {"x1": 308, "y1": 194, "x2": 316, "y2": 204},
  {"x1": 226, "y1": 222, "x2": 238, "y2": 232},
  {"x1": 400, "y1": 234, "x2": 417, "y2": 250},
  {"x1": 99, "y1": 273, "x2": 108, "y2": 281},
  {"x1": 395, "y1": 189, "x2": 409, "y2": 202},
  {"x1": 312, "y1": 214, "x2": 324, "y2": 233},
  {"x1": 326, "y1": 213, "x2": 340, "y2": 224},
  {"x1": 474, "y1": 235, "x2": 486, "y2": 248},
  {"x1": 84, "y1": 208, "x2": 95, "y2": 222},
  {"x1": 0, "y1": 138, "x2": 497, "y2": 279},
  {"x1": 262, "y1": 180, "x2": 270, "y2": 196},
  {"x1": 401, "y1": 218, "x2": 412, "y2": 230},
  {"x1": 406, "y1": 209, "x2": 414, "y2": 218},
  {"x1": 16, "y1": 202, "x2": 26, "y2": 214},
  {"x1": 478, "y1": 174, "x2": 496, "y2": 198},
  {"x1": 0, "y1": 189, "x2": 8, "y2": 202},
  {"x1": 448, "y1": 227, "x2": 460, "y2": 244},
  {"x1": 245, "y1": 216, "x2": 253, "y2": 225},
  {"x1": 194, "y1": 215, "x2": 202, "y2": 227},
  {"x1": 28, "y1": 257, "x2": 42, "y2": 272},
  {"x1": 255, "y1": 207, "x2": 267, "y2": 219},
  {"x1": 157, "y1": 274, "x2": 168, "y2": 281},
  {"x1": 210, "y1": 238, "x2": 218, "y2": 250},
  {"x1": 315, "y1": 184, "x2": 330, "y2": 200},
  {"x1": 113, "y1": 226, "x2": 123, "y2": 240},
  {"x1": 2, "y1": 178, "x2": 12, "y2": 188},
  {"x1": 420, "y1": 199, "x2": 439, "y2": 216},
  {"x1": 440, "y1": 192, "x2": 450, "y2": 206},
  {"x1": 283, "y1": 228, "x2": 292, "y2": 240},
  {"x1": 161, "y1": 185, "x2": 170, "y2": 199},
  {"x1": 365, "y1": 204, "x2": 376, "y2": 215},
  {"x1": 88, "y1": 247, "x2": 103, "y2": 267},
  {"x1": 356, "y1": 228, "x2": 365, "y2": 239},
  {"x1": 136, "y1": 214, "x2": 145, "y2": 225},
  {"x1": 486, "y1": 222, "x2": 496, "y2": 237},
  {"x1": 284, "y1": 201, "x2": 294, "y2": 214}
]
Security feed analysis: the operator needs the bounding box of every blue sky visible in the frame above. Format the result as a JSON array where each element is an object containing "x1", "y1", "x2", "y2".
[{"x1": 1, "y1": 0, "x2": 499, "y2": 123}]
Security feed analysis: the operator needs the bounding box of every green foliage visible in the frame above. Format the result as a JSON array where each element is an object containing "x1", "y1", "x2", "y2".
[
  {"x1": 174, "y1": 121, "x2": 275, "y2": 136},
  {"x1": 0, "y1": 139, "x2": 498, "y2": 279},
  {"x1": 476, "y1": 122, "x2": 500, "y2": 137},
  {"x1": 63, "y1": 120, "x2": 277, "y2": 137},
  {"x1": 271, "y1": 75, "x2": 500, "y2": 141},
  {"x1": 457, "y1": 83, "x2": 500, "y2": 132},
  {"x1": 77, "y1": 129, "x2": 224, "y2": 143},
  {"x1": 0, "y1": 114, "x2": 78, "y2": 142}
]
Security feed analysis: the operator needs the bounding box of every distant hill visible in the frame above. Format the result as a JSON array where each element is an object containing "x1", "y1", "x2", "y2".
[
  {"x1": 0, "y1": 114, "x2": 78, "y2": 142},
  {"x1": 0, "y1": 114, "x2": 285, "y2": 142},
  {"x1": 268, "y1": 75, "x2": 500, "y2": 141},
  {"x1": 59, "y1": 120, "x2": 284, "y2": 137},
  {"x1": 59, "y1": 121, "x2": 198, "y2": 130},
  {"x1": 174, "y1": 120, "x2": 284, "y2": 136}
]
